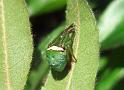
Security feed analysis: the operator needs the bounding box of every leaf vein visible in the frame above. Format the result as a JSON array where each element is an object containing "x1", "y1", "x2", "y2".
[
  {"x1": 66, "y1": 1, "x2": 81, "y2": 90},
  {"x1": 1, "y1": 0, "x2": 11, "y2": 89}
]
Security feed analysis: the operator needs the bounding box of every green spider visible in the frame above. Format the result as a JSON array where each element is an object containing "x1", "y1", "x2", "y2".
[{"x1": 46, "y1": 24, "x2": 76, "y2": 72}]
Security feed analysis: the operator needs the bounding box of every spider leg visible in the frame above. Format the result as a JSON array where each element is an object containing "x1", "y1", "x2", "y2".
[{"x1": 67, "y1": 45, "x2": 77, "y2": 63}]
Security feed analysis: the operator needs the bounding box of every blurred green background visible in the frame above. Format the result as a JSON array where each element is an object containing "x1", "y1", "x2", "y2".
[{"x1": 25, "y1": 0, "x2": 124, "y2": 90}]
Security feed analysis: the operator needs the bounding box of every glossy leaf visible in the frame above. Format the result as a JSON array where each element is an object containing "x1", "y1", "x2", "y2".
[
  {"x1": 99, "y1": 0, "x2": 124, "y2": 49},
  {"x1": 27, "y1": 0, "x2": 66, "y2": 16}
]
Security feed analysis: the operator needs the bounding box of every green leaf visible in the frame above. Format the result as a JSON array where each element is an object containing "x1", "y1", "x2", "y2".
[
  {"x1": 44, "y1": 0, "x2": 99, "y2": 90},
  {"x1": 99, "y1": 0, "x2": 124, "y2": 49},
  {"x1": 96, "y1": 68, "x2": 124, "y2": 90},
  {"x1": 0, "y1": 0, "x2": 33, "y2": 90},
  {"x1": 97, "y1": 47, "x2": 124, "y2": 90},
  {"x1": 27, "y1": 0, "x2": 66, "y2": 16},
  {"x1": 99, "y1": 57, "x2": 108, "y2": 71}
]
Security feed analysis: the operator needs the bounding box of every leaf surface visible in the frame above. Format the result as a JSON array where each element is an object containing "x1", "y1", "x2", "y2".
[
  {"x1": 44, "y1": 0, "x2": 99, "y2": 90},
  {"x1": 0, "y1": 0, "x2": 33, "y2": 90}
]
